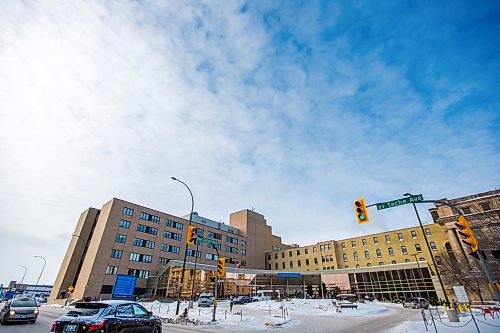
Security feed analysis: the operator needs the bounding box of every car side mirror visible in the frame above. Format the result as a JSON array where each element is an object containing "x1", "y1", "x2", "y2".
[{"x1": 147, "y1": 311, "x2": 152, "y2": 316}]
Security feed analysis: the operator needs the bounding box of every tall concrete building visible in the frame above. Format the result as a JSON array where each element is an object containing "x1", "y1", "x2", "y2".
[{"x1": 49, "y1": 198, "x2": 288, "y2": 303}]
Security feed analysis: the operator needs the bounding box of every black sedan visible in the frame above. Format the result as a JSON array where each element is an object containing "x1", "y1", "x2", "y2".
[
  {"x1": 50, "y1": 300, "x2": 162, "y2": 333},
  {"x1": 233, "y1": 296, "x2": 252, "y2": 304}
]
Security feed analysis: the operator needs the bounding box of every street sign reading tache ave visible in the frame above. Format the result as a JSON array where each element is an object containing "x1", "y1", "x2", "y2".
[
  {"x1": 197, "y1": 236, "x2": 218, "y2": 245},
  {"x1": 376, "y1": 194, "x2": 424, "y2": 210}
]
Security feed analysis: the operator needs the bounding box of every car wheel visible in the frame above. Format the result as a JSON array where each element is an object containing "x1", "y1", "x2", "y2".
[
  {"x1": 0, "y1": 317, "x2": 6, "y2": 325},
  {"x1": 152, "y1": 326, "x2": 161, "y2": 333}
]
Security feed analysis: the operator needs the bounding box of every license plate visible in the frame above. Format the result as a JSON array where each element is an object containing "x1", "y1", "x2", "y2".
[
  {"x1": 20, "y1": 315, "x2": 27, "y2": 318},
  {"x1": 64, "y1": 324, "x2": 78, "y2": 332}
]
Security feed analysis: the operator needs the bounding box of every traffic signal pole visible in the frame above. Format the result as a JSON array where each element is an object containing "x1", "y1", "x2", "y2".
[
  {"x1": 418, "y1": 199, "x2": 500, "y2": 302},
  {"x1": 212, "y1": 247, "x2": 220, "y2": 322},
  {"x1": 407, "y1": 199, "x2": 449, "y2": 303}
]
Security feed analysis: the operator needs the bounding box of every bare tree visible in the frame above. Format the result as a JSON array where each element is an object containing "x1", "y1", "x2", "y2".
[{"x1": 438, "y1": 255, "x2": 485, "y2": 304}]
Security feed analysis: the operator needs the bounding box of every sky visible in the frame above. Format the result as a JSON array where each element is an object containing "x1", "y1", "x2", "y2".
[{"x1": 0, "y1": 0, "x2": 499, "y2": 286}]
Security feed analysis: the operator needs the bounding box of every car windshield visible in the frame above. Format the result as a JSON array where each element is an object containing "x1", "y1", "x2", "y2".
[{"x1": 11, "y1": 300, "x2": 37, "y2": 307}]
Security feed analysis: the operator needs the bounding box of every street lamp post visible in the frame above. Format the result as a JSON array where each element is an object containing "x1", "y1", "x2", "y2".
[
  {"x1": 19, "y1": 265, "x2": 27, "y2": 285},
  {"x1": 190, "y1": 242, "x2": 200, "y2": 304},
  {"x1": 403, "y1": 193, "x2": 448, "y2": 304},
  {"x1": 34, "y1": 256, "x2": 46, "y2": 299},
  {"x1": 171, "y1": 177, "x2": 195, "y2": 316}
]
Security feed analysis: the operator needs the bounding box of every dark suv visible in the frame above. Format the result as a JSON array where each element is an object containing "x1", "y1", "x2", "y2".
[{"x1": 50, "y1": 300, "x2": 162, "y2": 333}]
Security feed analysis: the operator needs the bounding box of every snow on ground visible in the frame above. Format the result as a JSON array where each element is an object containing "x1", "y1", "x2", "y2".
[
  {"x1": 140, "y1": 298, "x2": 397, "y2": 331},
  {"x1": 387, "y1": 308, "x2": 500, "y2": 333}
]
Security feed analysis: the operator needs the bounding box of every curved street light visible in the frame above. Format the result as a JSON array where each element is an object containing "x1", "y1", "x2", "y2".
[
  {"x1": 171, "y1": 176, "x2": 195, "y2": 315},
  {"x1": 19, "y1": 265, "x2": 27, "y2": 285},
  {"x1": 34, "y1": 256, "x2": 46, "y2": 287}
]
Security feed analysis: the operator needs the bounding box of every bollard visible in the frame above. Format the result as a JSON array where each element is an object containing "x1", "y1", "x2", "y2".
[
  {"x1": 241, "y1": 310, "x2": 243, "y2": 322},
  {"x1": 447, "y1": 309, "x2": 459, "y2": 322},
  {"x1": 225, "y1": 310, "x2": 227, "y2": 320}
]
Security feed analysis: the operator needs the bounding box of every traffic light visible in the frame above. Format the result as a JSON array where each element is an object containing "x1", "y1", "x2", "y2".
[
  {"x1": 455, "y1": 216, "x2": 478, "y2": 252},
  {"x1": 217, "y1": 258, "x2": 225, "y2": 277},
  {"x1": 186, "y1": 226, "x2": 197, "y2": 245},
  {"x1": 354, "y1": 198, "x2": 369, "y2": 224}
]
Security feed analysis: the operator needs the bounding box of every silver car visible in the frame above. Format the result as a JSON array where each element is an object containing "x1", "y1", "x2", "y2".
[
  {"x1": 198, "y1": 294, "x2": 213, "y2": 307},
  {"x1": 403, "y1": 297, "x2": 429, "y2": 309},
  {"x1": 0, "y1": 297, "x2": 39, "y2": 324}
]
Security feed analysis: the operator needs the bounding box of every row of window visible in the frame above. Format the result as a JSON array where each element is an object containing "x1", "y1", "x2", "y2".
[
  {"x1": 272, "y1": 257, "x2": 430, "y2": 270},
  {"x1": 161, "y1": 244, "x2": 180, "y2": 254},
  {"x1": 137, "y1": 224, "x2": 158, "y2": 235},
  {"x1": 340, "y1": 230, "x2": 431, "y2": 249}
]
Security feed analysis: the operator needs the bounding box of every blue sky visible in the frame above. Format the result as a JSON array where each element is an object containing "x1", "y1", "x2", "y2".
[{"x1": 0, "y1": 0, "x2": 498, "y2": 285}]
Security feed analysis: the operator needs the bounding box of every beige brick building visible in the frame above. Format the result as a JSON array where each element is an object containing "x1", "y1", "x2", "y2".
[{"x1": 49, "y1": 198, "x2": 288, "y2": 303}]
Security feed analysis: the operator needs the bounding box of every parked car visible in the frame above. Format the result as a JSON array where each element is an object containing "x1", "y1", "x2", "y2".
[
  {"x1": 198, "y1": 294, "x2": 213, "y2": 307},
  {"x1": 403, "y1": 297, "x2": 429, "y2": 309},
  {"x1": 233, "y1": 296, "x2": 252, "y2": 304},
  {"x1": 49, "y1": 300, "x2": 162, "y2": 333},
  {"x1": 0, "y1": 297, "x2": 39, "y2": 324}
]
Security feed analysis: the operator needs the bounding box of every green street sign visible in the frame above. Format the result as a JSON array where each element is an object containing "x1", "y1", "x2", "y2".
[
  {"x1": 198, "y1": 236, "x2": 218, "y2": 245},
  {"x1": 376, "y1": 194, "x2": 424, "y2": 210}
]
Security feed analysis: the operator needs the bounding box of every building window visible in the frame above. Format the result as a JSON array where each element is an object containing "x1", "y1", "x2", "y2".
[
  {"x1": 195, "y1": 228, "x2": 204, "y2": 236},
  {"x1": 344, "y1": 266, "x2": 348, "y2": 269},
  {"x1": 411, "y1": 230, "x2": 417, "y2": 238},
  {"x1": 139, "y1": 212, "x2": 159, "y2": 223},
  {"x1": 398, "y1": 233, "x2": 404, "y2": 241},
  {"x1": 275, "y1": 263, "x2": 278, "y2": 269},
  {"x1": 362, "y1": 239, "x2": 367, "y2": 246},
  {"x1": 134, "y1": 238, "x2": 155, "y2": 249},
  {"x1": 385, "y1": 235, "x2": 391, "y2": 242},
  {"x1": 111, "y1": 249, "x2": 122, "y2": 259},
  {"x1": 163, "y1": 231, "x2": 182, "y2": 241},
  {"x1": 341, "y1": 242, "x2": 346, "y2": 250},
  {"x1": 388, "y1": 247, "x2": 395, "y2": 256},
  {"x1": 401, "y1": 246, "x2": 408, "y2": 255},
  {"x1": 425, "y1": 228, "x2": 432, "y2": 236},
  {"x1": 415, "y1": 244, "x2": 422, "y2": 252},
  {"x1": 391, "y1": 260, "x2": 397, "y2": 264},
  {"x1": 314, "y1": 258, "x2": 318, "y2": 265},
  {"x1": 166, "y1": 219, "x2": 184, "y2": 230},
  {"x1": 313, "y1": 247, "x2": 317, "y2": 254},
  {"x1": 435, "y1": 255, "x2": 443, "y2": 265},
  {"x1": 241, "y1": 249, "x2": 246, "y2": 256},
  {"x1": 137, "y1": 224, "x2": 158, "y2": 235},
  {"x1": 373, "y1": 237, "x2": 379, "y2": 244},
  {"x1": 241, "y1": 240, "x2": 246, "y2": 247},
  {"x1": 430, "y1": 242, "x2": 437, "y2": 251},
  {"x1": 298, "y1": 260, "x2": 302, "y2": 267},
  {"x1": 462, "y1": 206, "x2": 471, "y2": 214},
  {"x1": 364, "y1": 251, "x2": 370, "y2": 259},
  {"x1": 305, "y1": 248, "x2": 309, "y2": 255},
  {"x1": 129, "y1": 252, "x2": 152, "y2": 263},
  {"x1": 274, "y1": 253, "x2": 278, "y2": 260},
  {"x1": 187, "y1": 249, "x2": 201, "y2": 258},
  {"x1": 367, "y1": 263, "x2": 371, "y2": 267},
  {"x1": 226, "y1": 236, "x2": 238, "y2": 244},
  {"x1": 306, "y1": 259, "x2": 310, "y2": 266},
  {"x1": 405, "y1": 259, "x2": 411, "y2": 263},
  {"x1": 282, "y1": 262, "x2": 285, "y2": 269},
  {"x1": 123, "y1": 207, "x2": 134, "y2": 216},
  {"x1": 379, "y1": 262, "x2": 384, "y2": 266},
  {"x1": 419, "y1": 257, "x2": 425, "y2": 262},
  {"x1": 205, "y1": 253, "x2": 217, "y2": 261},
  {"x1": 353, "y1": 252, "x2": 359, "y2": 261},
  {"x1": 115, "y1": 234, "x2": 127, "y2": 243},
  {"x1": 356, "y1": 264, "x2": 360, "y2": 268},
  {"x1": 376, "y1": 249, "x2": 382, "y2": 257},
  {"x1": 342, "y1": 254, "x2": 348, "y2": 262},
  {"x1": 297, "y1": 250, "x2": 300, "y2": 256},
  {"x1": 281, "y1": 252, "x2": 285, "y2": 259},
  {"x1": 119, "y1": 220, "x2": 131, "y2": 229},
  {"x1": 159, "y1": 257, "x2": 169, "y2": 266},
  {"x1": 351, "y1": 241, "x2": 356, "y2": 248},
  {"x1": 127, "y1": 269, "x2": 149, "y2": 279},
  {"x1": 480, "y1": 202, "x2": 491, "y2": 211},
  {"x1": 106, "y1": 266, "x2": 118, "y2": 275}
]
